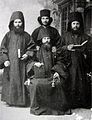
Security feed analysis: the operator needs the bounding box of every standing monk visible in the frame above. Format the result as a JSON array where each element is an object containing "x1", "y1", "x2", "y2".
[
  {"x1": 61, "y1": 12, "x2": 91, "y2": 108},
  {"x1": 0, "y1": 11, "x2": 35, "y2": 106}
]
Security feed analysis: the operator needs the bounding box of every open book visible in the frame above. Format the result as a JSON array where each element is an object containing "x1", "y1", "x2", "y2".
[{"x1": 72, "y1": 40, "x2": 88, "y2": 49}]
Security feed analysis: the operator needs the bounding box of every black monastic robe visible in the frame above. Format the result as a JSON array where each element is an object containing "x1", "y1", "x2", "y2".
[
  {"x1": 28, "y1": 26, "x2": 69, "y2": 115},
  {"x1": 0, "y1": 30, "x2": 34, "y2": 106}
]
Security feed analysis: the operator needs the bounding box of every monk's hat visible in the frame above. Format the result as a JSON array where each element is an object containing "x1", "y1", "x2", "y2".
[
  {"x1": 36, "y1": 28, "x2": 50, "y2": 46},
  {"x1": 40, "y1": 9, "x2": 51, "y2": 17},
  {"x1": 68, "y1": 12, "x2": 83, "y2": 23},
  {"x1": 37, "y1": 9, "x2": 53, "y2": 25},
  {"x1": 67, "y1": 12, "x2": 84, "y2": 32},
  {"x1": 9, "y1": 11, "x2": 25, "y2": 30}
]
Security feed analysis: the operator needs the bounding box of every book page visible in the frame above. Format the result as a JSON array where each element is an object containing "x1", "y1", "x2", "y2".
[{"x1": 72, "y1": 40, "x2": 88, "y2": 49}]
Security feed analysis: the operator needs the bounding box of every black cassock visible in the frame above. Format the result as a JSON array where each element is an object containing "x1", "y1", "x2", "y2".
[{"x1": 28, "y1": 26, "x2": 70, "y2": 115}]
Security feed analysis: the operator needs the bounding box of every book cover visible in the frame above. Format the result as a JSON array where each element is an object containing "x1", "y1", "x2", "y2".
[{"x1": 72, "y1": 40, "x2": 88, "y2": 49}]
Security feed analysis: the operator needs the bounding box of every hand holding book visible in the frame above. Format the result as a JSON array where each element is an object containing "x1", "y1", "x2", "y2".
[
  {"x1": 67, "y1": 40, "x2": 88, "y2": 51},
  {"x1": 72, "y1": 40, "x2": 88, "y2": 49}
]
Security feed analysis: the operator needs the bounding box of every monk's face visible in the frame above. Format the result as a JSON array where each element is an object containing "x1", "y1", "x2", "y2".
[
  {"x1": 42, "y1": 37, "x2": 50, "y2": 44},
  {"x1": 41, "y1": 16, "x2": 49, "y2": 26},
  {"x1": 71, "y1": 21, "x2": 80, "y2": 31},
  {"x1": 13, "y1": 19, "x2": 22, "y2": 29},
  {"x1": 42, "y1": 37, "x2": 51, "y2": 51}
]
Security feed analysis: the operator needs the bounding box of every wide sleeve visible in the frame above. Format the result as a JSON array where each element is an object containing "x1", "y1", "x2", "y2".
[
  {"x1": 61, "y1": 33, "x2": 68, "y2": 50},
  {"x1": 51, "y1": 62, "x2": 68, "y2": 79},
  {"x1": 53, "y1": 29, "x2": 62, "y2": 51},
  {"x1": 52, "y1": 31, "x2": 69, "y2": 78},
  {"x1": 85, "y1": 35, "x2": 92, "y2": 73},
  {"x1": 25, "y1": 33, "x2": 36, "y2": 57},
  {"x1": 0, "y1": 33, "x2": 9, "y2": 68}
]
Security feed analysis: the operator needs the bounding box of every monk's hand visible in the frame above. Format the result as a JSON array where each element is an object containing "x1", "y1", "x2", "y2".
[
  {"x1": 24, "y1": 79, "x2": 30, "y2": 86},
  {"x1": 21, "y1": 54, "x2": 28, "y2": 60},
  {"x1": 4, "y1": 61, "x2": 10, "y2": 67},
  {"x1": 53, "y1": 72, "x2": 60, "y2": 83},
  {"x1": 52, "y1": 46, "x2": 56, "y2": 53},
  {"x1": 52, "y1": 72, "x2": 60, "y2": 87},
  {"x1": 53, "y1": 72, "x2": 60, "y2": 79},
  {"x1": 36, "y1": 46, "x2": 40, "y2": 51},
  {"x1": 34, "y1": 62, "x2": 44, "y2": 67},
  {"x1": 67, "y1": 44, "x2": 75, "y2": 51}
]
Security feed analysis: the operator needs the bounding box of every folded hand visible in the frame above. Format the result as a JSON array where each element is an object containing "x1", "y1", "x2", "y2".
[
  {"x1": 21, "y1": 54, "x2": 28, "y2": 60},
  {"x1": 4, "y1": 61, "x2": 10, "y2": 67},
  {"x1": 34, "y1": 62, "x2": 44, "y2": 67}
]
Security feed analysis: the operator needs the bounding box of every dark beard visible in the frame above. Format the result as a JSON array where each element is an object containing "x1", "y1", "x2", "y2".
[
  {"x1": 13, "y1": 26, "x2": 24, "y2": 34},
  {"x1": 42, "y1": 43, "x2": 51, "y2": 51},
  {"x1": 71, "y1": 28, "x2": 81, "y2": 35}
]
